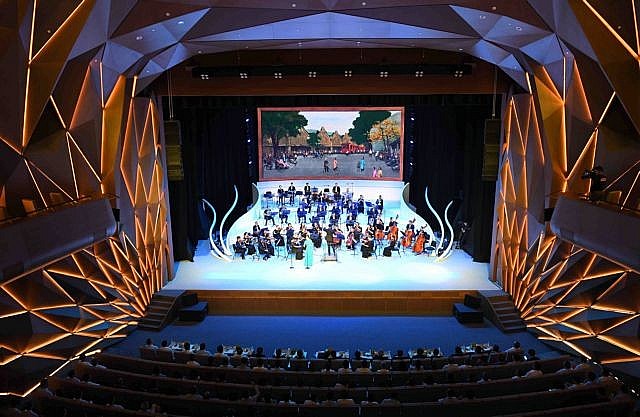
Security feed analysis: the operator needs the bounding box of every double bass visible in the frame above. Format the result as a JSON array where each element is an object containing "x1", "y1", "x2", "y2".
[
  {"x1": 387, "y1": 215, "x2": 399, "y2": 241},
  {"x1": 413, "y1": 230, "x2": 426, "y2": 253},
  {"x1": 401, "y1": 227, "x2": 414, "y2": 248}
]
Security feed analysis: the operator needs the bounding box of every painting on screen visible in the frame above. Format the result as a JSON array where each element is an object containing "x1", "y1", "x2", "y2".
[{"x1": 258, "y1": 107, "x2": 404, "y2": 181}]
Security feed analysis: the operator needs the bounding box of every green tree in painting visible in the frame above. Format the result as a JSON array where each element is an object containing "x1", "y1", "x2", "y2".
[
  {"x1": 307, "y1": 130, "x2": 320, "y2": 148},
  {"x1": 348, "y1": 110, "x2": 391, "y2": 148},
  {"x1": 262, "y1": 111, "x2": 308, "y2": 154}
]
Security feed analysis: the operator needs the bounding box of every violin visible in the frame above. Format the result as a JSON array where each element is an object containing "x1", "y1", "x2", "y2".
[{"x1": 413, "y1": 231, "x2": 426, "y2": 253}]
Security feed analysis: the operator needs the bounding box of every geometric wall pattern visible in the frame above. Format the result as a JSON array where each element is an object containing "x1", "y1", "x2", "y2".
[
  {"x1": 0, "y1": 1, "x2": 172, "y2": 395},
  {"x1": 492, "y1": 2, "x2": 640, "y2": 368}
]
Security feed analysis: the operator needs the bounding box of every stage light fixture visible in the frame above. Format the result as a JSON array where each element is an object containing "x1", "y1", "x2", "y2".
[
  {"x1": 135, "y1": 35, "x2": 143, "y2": 41},
  {"x1": 274, "y1": 72, "x2": 283, "y2": 79},
  {"x1": 308, "y1": 71, "x2": 317, "y2": 78},
  {"x1": 414, "y1": 70, "x2": 424, "y2": 77},
  {"x1": 379, "y1": 71, "x2": 388, "y2": 78},
  {"x1": 245, "y1": 117, "x2": 250, "y2": 123},
  {"x1": 200, "y1": 74, "x2": 209, "y2": 80}
]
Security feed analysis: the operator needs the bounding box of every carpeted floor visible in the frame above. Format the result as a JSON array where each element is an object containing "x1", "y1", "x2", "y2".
[{"x1": 107, "y1": 315, "x2": 556, "y2": 360}]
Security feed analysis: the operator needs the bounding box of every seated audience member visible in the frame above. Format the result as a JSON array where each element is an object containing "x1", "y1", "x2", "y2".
[
  {"x1": 186, "y1": 354, "x2": 200, "y2": 367},
  {"x1": 252, "y1": 346, "x2": 266, "y2": 357},
  {"x1": 575, "y1": 356, "x2": 592, "y2": 371},
  {"x1": 412, "y1": 347, "x2": 426, "y2": 359},
  {"x1": 232, "y1": 345, "x2": 244, "y2": 358},
  {"x1": 598, "y1": 369, "x2": 616, "y2": 383},
  {"x1": 237, "y1": 356, "x2": 250, "y2": 369},
  {"x1": 450, "y1": 346, "x2": 465, "y2": 357},
  {"x1": 253, "y1": 358, "x2": 267, "y2": 372},
  {"x1": 321, "y1": 391, "x2": 337, "y2": 406},
  {"x1": 213, "y1": 344, "x2": 228, "y2": 358},
  {"x1": 512, "y1": 368, "x2": 526, "y2": 379},
  {"x1": 143, "y1": 338, "x2": 157, "y2": 349},
  {"x1": 524, "y1": 361, "x2": 543, "y2": 377},
  {"x1": 195, "y1": 342, "x2": 211, "y2": 356},
  {"x1": 526, "y1": 348, "x2": 540, "y2": 361},
  {"x1": 321, "y1": 361, "x2": 336, "y2": 374},
  {"x1": 158, "y1": 340, "x2": 171, "y2": 351},
  {"x1": 273, "y1": 348, "x2": 285, "y2": 358},
  {"x1": 556, "y1": 360, "x2": 573, "y2": 374},
  {"x1": 338, "y1": 359, "x2": 352, "y2": 374},
  {"x1": 90, "y1": 358, "x2": 106, "y2": 369},
  {"x1": 506, "y1": 341, "x2": 524, "y2": 360},
  {"x1": 377, "y1": 362, "x2": 391, "y2": 373},
  {"x1": 355, "y1": 360, "x2": 371, "y2": 373},
  {"x1": 583, "y1": 371, "x2": 598, "y2": 384},
  {"x1": 182, "y1": 341, "x2": 191, "y2": 351}
]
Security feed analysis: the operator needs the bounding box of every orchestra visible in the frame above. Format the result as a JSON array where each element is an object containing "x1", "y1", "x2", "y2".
[{"x1": 234, "y1": 182, "x2": 441, "y2": 263}]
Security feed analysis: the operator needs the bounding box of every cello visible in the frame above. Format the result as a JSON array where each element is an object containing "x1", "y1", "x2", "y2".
[
  {"x1": 413, "y1": 230, "x2": 426, "y2": 254},
  {"x1": 388, "y1": 214, "x2": 399, "y2": 241},
  {"x1": 401, "y1": 224, "x2": 414, "y2": 248}
]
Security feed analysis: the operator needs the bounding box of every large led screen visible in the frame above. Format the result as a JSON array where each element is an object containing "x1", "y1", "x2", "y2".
[{"x1": 258, "y1": 107, "x2": 404, "y2": 181}]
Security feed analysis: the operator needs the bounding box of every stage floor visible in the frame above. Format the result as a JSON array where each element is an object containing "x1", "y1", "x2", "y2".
[{"x1": 166, "y1": 240, "x2": 497, "y2": 292}]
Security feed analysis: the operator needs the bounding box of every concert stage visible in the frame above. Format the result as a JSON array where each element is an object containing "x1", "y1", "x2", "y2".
[{"x1": 165, "y1": 179, "x2": 500, "y2": 315}]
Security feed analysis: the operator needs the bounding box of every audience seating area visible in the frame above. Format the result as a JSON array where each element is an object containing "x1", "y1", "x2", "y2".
[{"x1": 29, "y1": 344, "x2": 636, "y2": 417}]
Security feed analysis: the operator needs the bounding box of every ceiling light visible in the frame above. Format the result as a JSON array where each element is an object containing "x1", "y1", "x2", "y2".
[
  {"x1": 135, "y1": 35, "x2": 143, "y2": 41},
  {"x1": 356, "y1": 41, "x2": 361, "y2": 45},
  {"x1": 165, "y1": 12, "x2": 171, "y2": 17},
  {"x1": 491, "y1": 6, "x2": 497, "y2": 10},
  {"x1": 274, "y1": 72, "x2": 283, "y2": 79},
  {"x1": 177, "y1": 20, "x2": 184, "y2": 25},
  {"x1": 361, "y1": 1, "x2": 367, "y2": 5},
  {"x1": 297, "y1": 42, "x2": 303, "y2": 46},
  {"x1": 151, "y1": 28, "x2": 156, "y2": 32},
  {"x1": 200, "y1": 74, "x2": 209, "y2": 80},
  {"x1": 379, "y1": 71, "x2": 388, "y2": 78},
  {"x1": 479, "y1": 15, "x2": 486, "y2": 20},
  {"x1": 197, "y1": 50, "x2": 203, "y2": 54},
  {"x1": 515, "y1": 26, "x2": 522, "y2": 31},
  {"x1": 414, "y1": 70, "x2": 423, "y2": 78},
  {"x1": 239, "y1": 72, "x2": 248, "y2": 79},
  {"x1": 458, "y1": 48, "x2": 464, "y2": 51},
  {"x1": 344, "y1": 70, "x2": 352, "y2": 77},
  {"x1": 308, "y1": 71, "x2": 317, "y2": 78},
  {"x1": 291, "y1": 3, "x2": 296, "y2": 7}
]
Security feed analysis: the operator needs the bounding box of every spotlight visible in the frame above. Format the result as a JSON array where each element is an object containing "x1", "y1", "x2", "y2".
[
  {"x1": 344, "y1": 70, "x2": 352, "y2": 77},
  {"x1": 249, "y1": 160, "x2": 253, "y2": 165},
  {"x1": 409, "y1": 140, "x2": 414, "y2": 144},
  {"x1": 453, "y1": 70, "x2": 464, "y2": 78},
  {"x1": 135, "y1": 35, "x2": 144, "y2": 41},
  {"x1": 274, "y1": 72, "x2": 283, "y2": 79},
  {"x1": 247, "y1": 139, "x2": 251, "y2": 143},
  {"x1": 200, "y1": 73, "x2": 209, "y2": 80},
  {"x1": 379, "y1": 71, "x2": 388, "y2": 78},
  {"x1": 307, "y1": 71, "x2": 317, "y2": 78},
  {"x1": 245, "y1": 117, "x2": 250, "y2": 123},
  {"x1": 239, "y1": 72, "x2": 248, "y2": 79},
  {"x1": 410, "y1": 116, "x2": 415, "y2": 121},
  {"x1": 414, "y1": 70, "x2": 424, "y2": 78}
]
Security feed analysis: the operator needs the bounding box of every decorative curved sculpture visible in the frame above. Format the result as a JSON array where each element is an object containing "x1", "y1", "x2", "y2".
[
  {"x1": 437, "y1": 200, "x2": 455, "y2": 261},
  {"x1": 219, "y1": 185, "x2": 238, "y2": 256},
  {"x1": 201, "y1": 198, "x2": 232, "y2": 262},
  {"x1": 424, "y1": 187, "x2": 445, "y2": 253}
]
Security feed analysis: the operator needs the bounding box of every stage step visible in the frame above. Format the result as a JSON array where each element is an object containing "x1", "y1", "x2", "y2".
[
  {"x1": 138, "y1": 290, "x2": 186, "y2": 331},
  {"x1": 478, "y1": 290, "x2": 526, "y2": 333}
]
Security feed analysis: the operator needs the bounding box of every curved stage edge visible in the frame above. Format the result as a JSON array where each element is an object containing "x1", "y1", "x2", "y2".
[{"x1": 168, "y1": 180, "x2": 498, "y2": 315}]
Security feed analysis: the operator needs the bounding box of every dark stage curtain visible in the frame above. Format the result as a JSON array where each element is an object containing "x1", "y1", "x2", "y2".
[
  {"x1": 166, "y1": 95, "x2": 497, "y2": 263},
  {"x1": 407, "y1": 103, "x2": 496, "y2": 262},
  {"x1": 168, "y1": 97, "x2": 253, "y2": 261}
]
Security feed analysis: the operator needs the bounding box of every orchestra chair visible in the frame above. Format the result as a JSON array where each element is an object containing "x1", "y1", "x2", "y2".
[
  {"x1": 390, "y1": 244, "x2": 401, "y2": 257},
  {"x1": 263, "y1": 191, "x2": 274, "y2": 208}
]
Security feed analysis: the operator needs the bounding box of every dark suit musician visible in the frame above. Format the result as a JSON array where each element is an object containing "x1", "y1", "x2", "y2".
[
  {"x1": 279, "y1": 206, "x2": 289, "y2": 223},
  {"x1": 361, "y1": 234, "x2": 374, "y2": 258},
  {"x1": 376, "y1": 195, "x2": 384, "y2": 211},
  {"x1": 297, "y1": 207, "x2": 307, "y2": 223},
  {"x1": 332, "y1": 183, "x2": 341, "y2": 197},
  {"x1": 259, "y1": 234, "x2": 274, "y2": 260},
  {"x1": 264, "y1": 209, "x2": 275, "y2": 226},
  {"x1": 233, "y1": 236, "x2": 246, "y2": 259},
  {"x1": 304, "y1": 182, "x2": 312, "y2": 197},
  {"x1": 277, "y1": 185, "x2": 285, "y2": 205},
  {"x1": 287, "y1": 182, "x2": 296, "y2": 204},
  {"x1": 252, "y1": 221, "x2": 261, "y2": 236},
  {"x1": 325, "y1": 227, "x2": 336, "y2": 255}
]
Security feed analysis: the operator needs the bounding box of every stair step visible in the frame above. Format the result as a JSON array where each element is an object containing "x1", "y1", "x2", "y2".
[
  {"x1": 151, "y1": 300, "x2": 173, "y2": 306},
  {"x1": 146, "y1": 312, "x2": 166, "y2": 319},
  {"x1": 491, "y1": 301, "x2": 514, "y2": 307},
  {"x1": 498, "y1": 312, "x2": 521, "y2": 320},
  {"x1": 147, "y1": 305, "x2": 170, "y2": 313},
  {"x1": 501, "y1": 318, "x2": 525, "y2": 326},
  {"x1": 140, "y1": 318, "x2": 162, "y2": 325},
  {"x1": 495, "y1": 306, "x2": 517, "y2": 313}
]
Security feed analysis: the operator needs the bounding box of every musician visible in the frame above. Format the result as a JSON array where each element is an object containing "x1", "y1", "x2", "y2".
[
  {"x1": 233, "y1": 236, "x2": 246, "y2": 260},
  {"x1": 345, "y1": 213, "x2": 355, "y2": 228},
  {"x1": 361, "y1": 233, "x2": 374, "y2": 258},
  {"x1": 297, "y1": 206, "x2": 307, "y2": 223},
  {"x1": 383, "y1": 234, "x2": 398, "y2": 257},
  {"x1": 279, "y1": 205, "x2": 289, "y2": 224},
  {"x1": 345, "y1": 229, "x2": 356, "y2": 250},
  {"x1": 329, "y1": 211, "x2": 340, "y2": 226},
  {"x1": 352, "y1": 223, "x2": 363, "y2": 242},
  {"x1": 304, "y1": 182, "x2": 312, "y2": 198},
  {"x1": 285, "y1": 223, "x2": 295, "y2": 248},
  {"x1": 273, "y1": 226, "x2": 285, "y2": 248},
  {"x1": 259, "y1": 233, "x2": 274, "y2": 260},
  {"x1": 357, "y1": 195, "x2": 365, "y2": 214},
  {"x1": 252, "y1": 221, "x2": 261, "y2": 236},
  {"x1": 287, "y1": 182, "x2": 296, "y2": 204},
  {"x1": 376, "y1": 195, "x2": 384, "y2": 211},
  {"x1": 332, "y1": 182, "x2": 341, "y2": 198},
  {"x1": 374, "y1": 217, "x2": 385, "y2": 242},
  {"x1": 277, "y1": 185, "x2": 285, "y2": 205},
  {"x1": 325, "y1": 226, "x2": 336, "y2": 256},
  {"x1": 243, "y1": 233, "x2": 257, "y2": 256},
  {"x1": 264, "y1": 209, "x2": 275, "y2": 226},
  {"x1": 405, "y1": 219, "x2": 415, "y2": 232},
  {"x1": 333, "y1": 226, "x2": 345, "y2": 248}
]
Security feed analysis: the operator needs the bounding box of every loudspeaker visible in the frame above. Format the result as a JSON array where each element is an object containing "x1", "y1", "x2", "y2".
[
  {"x1": 482, "y1": 119, "x2": 501, "y2": 181},
  {"x1": 164, "y1": 120, "x2": 184, "y2": 181}
]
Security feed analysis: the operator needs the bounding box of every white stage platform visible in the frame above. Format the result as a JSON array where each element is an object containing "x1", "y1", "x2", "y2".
[{"x1": 166, "y1": 240, "x2": 495, "y2": 291}]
